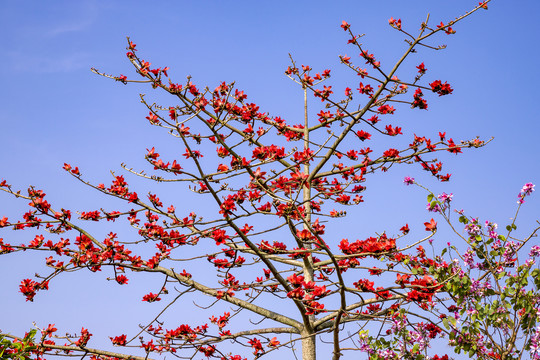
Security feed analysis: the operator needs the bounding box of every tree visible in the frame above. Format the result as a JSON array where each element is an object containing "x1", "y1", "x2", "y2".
[
  {"x1": 0, "y1": 2, "x2": 511, "y2": 360},
  {"x1": 409, "y1": 181, "x2": 540, "y2": 360}
]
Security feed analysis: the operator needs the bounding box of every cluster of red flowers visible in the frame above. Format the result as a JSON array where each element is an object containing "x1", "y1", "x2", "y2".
[
  {"x1": 339, "y1": 235, "x2": 397, "y2": 256},
  {"x1": 412, "y1": 88, "x2": 428, "y2": 109},
  {"x1": 405, "y1": 276, "x2": 443, "y2": 303},
  {"x1": 19, "y1": 278, "x2": 49, "y2": 302},
  {"x1": 286, "y1": 273, "x2": 329, "y2": 315},
  {"x1": 430, "y1": 80, "x2": 453, "y2": 96}
]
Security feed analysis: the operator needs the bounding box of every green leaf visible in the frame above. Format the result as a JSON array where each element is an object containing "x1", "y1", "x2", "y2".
[
  {"x1": 23, "y1": 330, "x2": 36, "y2": 345},
  {"x1": 427, "y1": 194, "x2": 434, "y2": 203},
  {"x1": 442, "y1": 317, "x2": 449, "y2": 329}
]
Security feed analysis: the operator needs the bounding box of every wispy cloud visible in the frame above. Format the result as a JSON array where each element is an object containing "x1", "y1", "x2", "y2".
[
  {"x1": 6, "y1": 51, "x2": 91, "y2": 73},
  {"x1": 43, "y1": 1, "x2": 98, "y2": 38},
  {"x1": 44, "y1": 18, "x2": 94, "y2": 38},
  {"x1": 2, "y1": 0, "x2": 100, "y2": 73}
]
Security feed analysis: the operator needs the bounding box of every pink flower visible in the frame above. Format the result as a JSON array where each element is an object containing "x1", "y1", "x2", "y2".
[
  {"x1": 403, "y1": 177, "x2": 415, "y2": 185},
  {"x1": 518, "y1": 183, "x2": 535, "y2": 203}
]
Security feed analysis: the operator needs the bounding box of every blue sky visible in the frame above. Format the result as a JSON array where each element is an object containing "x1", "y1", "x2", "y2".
[{"x1": 1, "y1": 0, "x2": 539, "y2": 358}]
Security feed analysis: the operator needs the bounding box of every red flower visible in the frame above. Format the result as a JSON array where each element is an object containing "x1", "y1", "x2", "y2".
[
  {"x1": 412, "y1": 88, "x2": 428, "y2": 109},
  {"x1": 356, "y1": 130, "x2": 371, "y2": 141},
  {"x1": 268, "y1": 337, "x2": 280, "y2": 347},
  {"x1": 424, "y1": 218, "x2": 437, "y2": 232},
  {"x1": 217, "y1": 164, "x2": 229, "y2": 172},
  {"x1": 335, "y1": 194, "x2": 350, "y2": 204},
  {"x1": 115, "y1": 275, "x2": 129, "y2": 285},
  {"x1": 437, "y1": 22, "x2": 456, "y2": 35},
  {"x1": 446, "y1": 138, "x2": 462, "y2": 154},
  {"x1": 395, "y1": 273, "x2": 411, "y2": 287},
  {"x1": 385, "y1": 125, "x2": 402, "y2": 136},
  {"x1": 340, "y1": 21, "x2": 350, "y2": 31},
  {"x1": 430, "y1": 80, "x2": 453, "y2": 96},
  {"x1": 358, "y1": 82, "x2": 374, "y2": 96},
  {"x1": 368, "y1": 115, "x2": 379, "y2": 124},
  {"x1": 248, "y1": 338, "x2": 264, "y2": 355},
  {"x1": 127, "y1": 192, "x2": 138, "y2": 203},
  {"x1": 257, "y1": 202, "x2": 272, "y2": 212},
  {"x1": 400, "y1": 224, "x2": 410, "y2": 234},
  {"x1": 383, "y1": 148, "x2": 400, "y2": 158},
  {"x1": 353, "y1": 279, "x2": 374, "y2": 292},
  {"x1": 375, "y1": 287, "x2": 391, "y2": 299},
  {"x1": 211, "y1": 229, "x2": 229, "y2": 245},
  {"x1": 388, "y1": 17, "x2": 402, "y2": 30},
  {"x1": 110, "y1": 334, "x2": 127, "y2": 346},
  {"x1": 75, "y1": 327, "x2": 92, "y2": 347},
  {"x1": 145, "y1": 112, "x2": 159, "y2": 124},
  {"x1": 44, "y1": 324, "x2": 57, "y2": 338},
  {"x1": 0, "y1": 216, "x2": 9, "y2": 227},
  {"x1": 146, "y1": 147, "x2": 159, "y2": 159},
  {"x1": 142, "y1": 292, "x2": 161, "y2": 302},
  {"x1": 198, "y1": 345, "x2": 215, "y2": 357},
  {"x1": 377, "y1": 104, "x2": 395, "y2": 114},
  {"x1": 287, "y1": 287, "x2": 305, "y2": 299},
  {"x1": 80, "y1": 211, "x2": 101, "y2": 221},
  {"x1": 287, "y1": 273, "x2": 305, "y2": 287},
  {"x1": 439, "y1": 173, "x2": 451, "y2": 182}
]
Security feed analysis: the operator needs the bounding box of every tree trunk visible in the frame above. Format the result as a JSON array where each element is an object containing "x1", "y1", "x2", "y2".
[
  {"x1": 301, "y1": 330, "x2": 316, "y2": 360},
  {"x1": 301, "y1": 86, "x2": 317, "y2": 360}
]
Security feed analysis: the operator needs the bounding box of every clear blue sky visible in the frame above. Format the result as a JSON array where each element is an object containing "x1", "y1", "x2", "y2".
[{"x1": 1, "y1": 1, "x2": 539, "y2": 359}]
